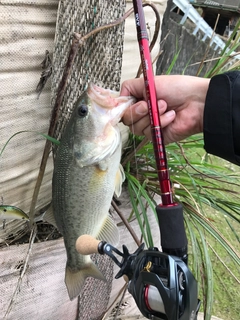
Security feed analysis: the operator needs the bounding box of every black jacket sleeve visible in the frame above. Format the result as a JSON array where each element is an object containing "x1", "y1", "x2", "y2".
[{"x1": 203, "y1": 71, "x2": 240, "y2": 166}]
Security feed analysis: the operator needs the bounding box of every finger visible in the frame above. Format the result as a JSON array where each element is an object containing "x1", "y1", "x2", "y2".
[
  {"x1": 143, "y1": 110, "x2": 176, "y2": 140},
  {"x1": 123, "y1": 99, "x2": 173, "y2": 132},
  {"x1": 130, "y1": 114, "x2": 150, "y2": 136},
  {"x1": 139, "y1": 100, "x2": 168, "y2": 138},
  {"x1": 142, "y1": 126, "x2": 152, "y2": 140},
  {"x1": 157, "y1": 99, "x2": 167, "y2": 114},
  {"x1": 160, "y1": 110, "x2": 176, "y2": 128},
  {"x1": 120, "y1": 78, "x2": 145, "y2": 98},
  {"x1": 122, "y1": 101, "x2": 148, "y2": 126}
]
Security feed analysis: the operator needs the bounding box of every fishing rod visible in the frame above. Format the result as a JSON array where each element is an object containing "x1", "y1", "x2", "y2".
[
  {"x1": 132, "y1": 0, "x2": 188, "y2": 261},
  {"x1": 76, "y1": 1, "x2": 201, "y2": 319},
  {"x1": 118, "y1": 0, "x2": 200, "y2": 320}
]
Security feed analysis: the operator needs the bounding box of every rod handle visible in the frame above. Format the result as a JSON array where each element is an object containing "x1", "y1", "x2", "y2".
[
  {"x1": 156, "y1": 202, "x2": 188, "y2": 264},
  {"x1": 75, "y1": 235, "x2": 101, "y2": 255}
]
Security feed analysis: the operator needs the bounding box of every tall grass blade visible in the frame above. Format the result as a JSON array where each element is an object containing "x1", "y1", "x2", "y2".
[{"x1": 0, "y1": 130, "x2": 60, "y2": 157}]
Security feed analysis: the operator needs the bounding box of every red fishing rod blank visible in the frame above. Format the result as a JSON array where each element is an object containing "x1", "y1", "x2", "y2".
[
  {"x1": 132, "y1": 0, "x2": 173, "y2": 206},
  {"x1": 132, "y1": 0, "x2": 188, "y2": 263}
]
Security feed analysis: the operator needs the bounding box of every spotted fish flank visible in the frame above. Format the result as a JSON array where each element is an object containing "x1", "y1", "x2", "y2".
[{"x1": 52, "y1": 83, "x2": 135, "y2": 300}]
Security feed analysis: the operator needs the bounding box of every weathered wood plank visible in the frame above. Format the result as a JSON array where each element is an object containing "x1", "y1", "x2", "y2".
[{"x1": 0, "y1": 239, "x2": 78, "y2": 319}]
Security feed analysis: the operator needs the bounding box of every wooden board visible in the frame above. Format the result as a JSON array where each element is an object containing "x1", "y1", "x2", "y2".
[{"x1": 0, "y1": 239, "x2": 78, "y2": 320}]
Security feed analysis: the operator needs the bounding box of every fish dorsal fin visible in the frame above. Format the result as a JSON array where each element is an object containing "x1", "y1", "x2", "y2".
[
  {"x1": 114, "y1": 164, "x2": 125, "y2": 198},
  {"x1": 96, "y1": 215, "x2": 119, "y2": 247}
]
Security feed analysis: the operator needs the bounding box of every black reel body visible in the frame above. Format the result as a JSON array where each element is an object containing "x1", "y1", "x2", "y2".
[
  {"x1": 127, "y1": 248, "x2": 200, "y2": 320},
  {"x1": 99, "y1": 237, "x2": 200, "y2": 320}
]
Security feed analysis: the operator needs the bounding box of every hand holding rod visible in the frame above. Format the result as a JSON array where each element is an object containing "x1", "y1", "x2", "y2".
[{"x1": 132, "y1": 0, "x2": 188, "y2": 263}]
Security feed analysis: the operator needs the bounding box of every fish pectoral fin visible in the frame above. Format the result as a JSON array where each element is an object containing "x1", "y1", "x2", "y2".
[
  {"x1": 40, "y1": 205, "x2": 58, "y2": 229},
  {"x1": 97, "y1": 215, "x2": 119, "y2": 247},
  {"x1": 65, "y1": 263, "x2": 106, "y2": 300},
  {"x1": 114, "y1": 164, "x2": 125, "y2": 198}
]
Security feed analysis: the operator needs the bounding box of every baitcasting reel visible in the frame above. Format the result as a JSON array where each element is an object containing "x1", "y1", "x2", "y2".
[{"x1": 98, "y1": 241, "x2": 201, "y2": 320}]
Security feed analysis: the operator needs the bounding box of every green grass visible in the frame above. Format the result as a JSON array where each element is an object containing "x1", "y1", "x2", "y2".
[
  {"x1": 199, "y1": 161, "x2": 240, "y2": 320},
  {"x1": 188, "y1": 205, "x2": 240, "y2": 320}
]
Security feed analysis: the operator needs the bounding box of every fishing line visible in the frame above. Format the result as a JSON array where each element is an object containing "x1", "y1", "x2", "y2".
[
  {"x1": 129, "y1": 103, "x2": 140, "y2": 178},
  {"x1": 123, "y1": 1, "x2": 161, "y2": 182}
]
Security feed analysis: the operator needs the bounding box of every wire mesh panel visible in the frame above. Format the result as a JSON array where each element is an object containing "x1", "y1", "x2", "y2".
[{"x1": 52, "y1": 0, "x2": 126, "y2": 141}]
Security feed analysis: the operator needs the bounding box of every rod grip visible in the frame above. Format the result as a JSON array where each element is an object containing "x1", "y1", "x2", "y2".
[{"x1": 156, "y1": 203, "x2": 188, "y2": 263}]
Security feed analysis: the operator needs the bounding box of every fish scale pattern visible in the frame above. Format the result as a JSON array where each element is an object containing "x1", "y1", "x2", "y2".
[{"x1": 51, "y1": 1, "x2": 126, "y2": 319}]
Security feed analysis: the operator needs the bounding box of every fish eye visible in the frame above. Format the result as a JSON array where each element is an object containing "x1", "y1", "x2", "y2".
[{"x1": 77, "y1": 104, "x2": 88, "y2": 117}]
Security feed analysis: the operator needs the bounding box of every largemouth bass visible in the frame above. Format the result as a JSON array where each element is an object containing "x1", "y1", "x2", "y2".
[{"x1": 52, "y1": 83, "x2": 135, "y2": 300}]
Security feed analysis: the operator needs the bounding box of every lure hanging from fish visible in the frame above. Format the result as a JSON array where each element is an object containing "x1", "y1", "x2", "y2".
[{"x1": 0, "y1": 205, "x2": 29, "y2": 221}]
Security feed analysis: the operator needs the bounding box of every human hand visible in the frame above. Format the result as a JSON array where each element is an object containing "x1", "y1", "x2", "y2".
[{"x1": 121, "y1": 75, "x2": 210, "y2": 144}]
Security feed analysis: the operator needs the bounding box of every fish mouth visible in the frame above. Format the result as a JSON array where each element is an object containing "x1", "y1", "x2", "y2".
[{"x1": 88, "y1": 83, "x2": 136, "y2": 125}]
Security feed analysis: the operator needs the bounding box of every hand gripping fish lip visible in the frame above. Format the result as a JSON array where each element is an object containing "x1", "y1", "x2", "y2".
[{"x1": 88, "y1": 83, "x2": 136, "y2": 115}]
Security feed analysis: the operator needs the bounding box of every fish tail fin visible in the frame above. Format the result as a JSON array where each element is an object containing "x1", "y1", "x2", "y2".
[{"x1": 65, "y1": 262, "x2": 106, "y2": 300}]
